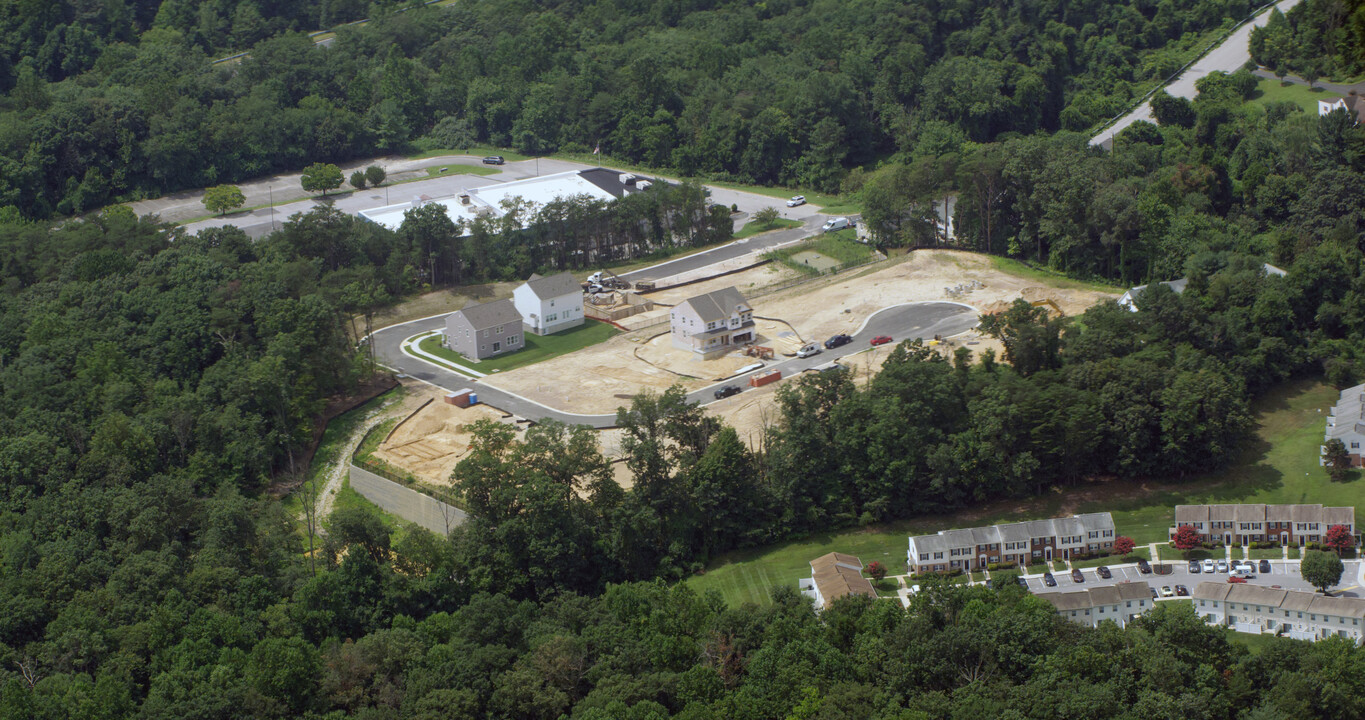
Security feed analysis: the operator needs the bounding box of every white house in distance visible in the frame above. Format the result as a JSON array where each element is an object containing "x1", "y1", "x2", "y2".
[
  {"x1": 907, "y1": 513, "x2": 1115, "y2": 574},
  {"x1": 1319, "y1": 93, "x2": 1365, "y2": 124},
  {"x1": 669, "y1": 286, "x2": 755, "y2": 359},
  {"x1": 1117, "y1": 263, "x2": 1287, "y2": 311},
  {"x1": 1326, "y1": 383, "x2": 1365, "y2": 467},
  {"x1": 513, "y1": 272, "x2": 584, "y2": 336}
]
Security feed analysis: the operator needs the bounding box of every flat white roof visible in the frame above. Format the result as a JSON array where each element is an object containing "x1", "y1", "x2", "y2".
[{"x1": 358, "y1": 170, "x2": 619, "y2": 232}]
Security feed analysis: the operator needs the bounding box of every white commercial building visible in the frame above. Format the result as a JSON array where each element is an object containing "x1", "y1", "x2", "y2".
[{"x1": 358, "y1": 168, "x2": 649, "y2": 232}]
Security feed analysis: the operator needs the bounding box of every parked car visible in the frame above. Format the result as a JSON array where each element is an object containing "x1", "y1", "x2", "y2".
[
  {"x1": 786, "y1": 195, "x2": 806, "y2": 207},
  {"x1": 1187, "y1": 560, "x2": 1200, "y2": 573},
  {"x1": 821, "y1": 217, "x2": 851, "y2": 232},
  {"x1": 870, "y1": 335, "x2": 892, "y2": 346},
  {"x1": 1071, "y1": 568, "x2": 1084, "y2": 583},
  {"x1": 1202, "y1": 558, "x2": 1215, "y2": 573},
  {"x1": 714, "y1": 385, "x2": 742, "y2": 400},
  {"x1": 1149, "y1": 586, "x2": 1159, "y2": 599},
  {"x1": 824, "y1": 333, "x2": 852, "y2": 349},
  {"x1": 1015, "y1": 576, "x2": 1029, "y2": 588},
  {"x1": 1215, "y1": 559, "x2": 1229, "y2": 573},
  {"x1": 1137, "y1": 558, "x2": 1151, "y2": 574},
  {"x1": 1175, "y1": 585, "x2": 1189, "y2": 596},
  {"x1": 796, "y1": 343, "x2": 821, "y2": 358},
  {"x1": 1043, "y1": 572, "x2": 1057, "y2": 587},
  {"x1": 1259, "y1": 559, "x2": 1272, "y2": 574},
  {"x1": 1097, "y1": 566, "x2": 1112, "y2": 579},
  {"x1": 482, "y1": 155, "x2": 505, "y2": 165},
  {"x1": 1228, "y1": 576, "x2": 1248, "y2": 584},
  {"x1": 1160, "y1": 586, "x2": 1174, "y2": 598}
]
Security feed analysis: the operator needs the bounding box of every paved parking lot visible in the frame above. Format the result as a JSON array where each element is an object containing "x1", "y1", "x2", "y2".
[{"x1": 1018, "y1": 560, "x2": 1364, "y2": 598}]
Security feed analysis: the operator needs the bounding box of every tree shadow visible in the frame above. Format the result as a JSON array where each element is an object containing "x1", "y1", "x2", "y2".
[{"x1": 1329, "y1": 468, "x2": 1363, "y2": 484}]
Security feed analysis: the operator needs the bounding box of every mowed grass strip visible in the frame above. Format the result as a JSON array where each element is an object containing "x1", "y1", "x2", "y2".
[
  {"x1": 688, "y1": 377, "x2": 1359, "y2": 607},
  {"x1": 1249, "y1": 77, "x2": 1342, "y2": 115},
  {"x1": 417, "y1": 319, "x2": 619, "y2": 373}
]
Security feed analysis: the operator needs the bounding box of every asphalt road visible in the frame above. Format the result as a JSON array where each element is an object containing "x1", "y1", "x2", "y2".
[
  {"x1": 619, "y1": 216, "x2": 825, "y2": 283},
  {"x1": 1021, "y1": 560, "x2": 1364, "y2": 599},
  {"x1": 1091, "y1": 0, "x2": 1303, "y2": 147},
  {"x1": 371, "y1": 301, "x2": 979, "y2": 428}
]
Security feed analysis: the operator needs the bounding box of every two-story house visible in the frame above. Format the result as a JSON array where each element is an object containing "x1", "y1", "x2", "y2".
[
  {"x1": 798, "y1": 552, "x2": 876, "y2": 610},
  {"x1": 907, "y1": 513, "x2": 1116, "y2": 574},
  {"x1": 669, "y1": 286, "x2": 755, "y2": 359},
  {"x1": 444, "y1": 299, "x2": 523, "y2": 361},
  {"x1": 513, "y1": 272, "x2": 584, "y2": 336},
  {"x1": 1171, "y1": 504, "x2": 1356, "y2": 547}
]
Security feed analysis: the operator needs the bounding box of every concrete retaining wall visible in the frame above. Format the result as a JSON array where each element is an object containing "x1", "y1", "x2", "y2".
[{"x1": 348, "y1": 464, "x2": 468, "y2": 535}]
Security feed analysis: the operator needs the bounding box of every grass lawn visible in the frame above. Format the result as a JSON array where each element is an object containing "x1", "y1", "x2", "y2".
[
  {"x1": 686, "y1": 351, "x2": 1352, "y2": 608},
  {"x1": 1052, "y1": 560, "x2": 1069, "y2": 571},
  {"x1": 1288, "y1": 546, "x2": 1302, "y2": 559},
  {"x1": 1227, "y1": 630, "x2": 1297, "y2": 656},
  {"x1": 423, "y1": 164, "x2": 502, "y2": 178},
  {"x1": 988, "y1": 256, "x2": 1125, "y2": 293},
  {"x1": 872, "y1": 579, "x2": 901, "y2": 597},
  {"x1": 1248, "y1": 547, "x2": 1283, "y2": 560},
  {"x1": 405, "y1": 144, "x2": 531, "y2": 162},
  {"x1": 734, "y1": 217, "x2": 802, "y2": 239},
  {"x1": 417, "y1": 319, "x2": 619, "y2": 374},
  {"x1": 767, "y1": 233, "x2": 874, "y2": 275},
  {"x1": 1071, "y1": 555, "x2": 1122, "y2": 569},
  {"x1": 1249, "y1": 77, "x2": 1341, "y2": 115}
]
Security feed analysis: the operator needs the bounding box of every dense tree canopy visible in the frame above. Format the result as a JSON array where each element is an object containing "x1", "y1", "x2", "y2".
[{"x1": 0, "y1": 0, "x2": 1262, "y2": 218}]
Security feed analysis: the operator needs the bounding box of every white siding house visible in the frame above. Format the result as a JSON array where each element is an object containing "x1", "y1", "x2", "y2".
[{"x1": 513, "y1": 272, "x2": 584, "y2": 335}]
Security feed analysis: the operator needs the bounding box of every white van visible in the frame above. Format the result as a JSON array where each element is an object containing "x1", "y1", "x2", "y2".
[
  {"x1": 796, "y1": 343, "x2": 821, "y2": 358},
  {"x1": 821, "y1": 217, "x2": 850, "y2": 233}
]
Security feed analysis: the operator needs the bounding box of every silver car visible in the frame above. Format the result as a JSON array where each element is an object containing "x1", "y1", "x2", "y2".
[
  {"x1": 1202, "y1": 558, "x2": 1215, "y2": 573},
  {"x1": 1216, "y1": 560, "x2": 1229, "y2": 573}
]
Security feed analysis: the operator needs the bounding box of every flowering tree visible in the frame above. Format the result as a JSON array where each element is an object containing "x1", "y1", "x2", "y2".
[
  {"x1": 1171, "y1": 525, "x2": 1202, "y2": 551},
  {"x1": 1325, "y1": 524, "x2": 1356, "y2": 555},
  {"x1": 1113, "y1": 536, "x2": 1136, "y2": 556},
  {"x1": 866, "y1": 561, "x2": 887, "y2": 582}
]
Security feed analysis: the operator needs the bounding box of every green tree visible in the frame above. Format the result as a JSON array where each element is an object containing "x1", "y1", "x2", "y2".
[
  {"x1": 977, "y1": 299, "x2": 1062, "y2": 376},
  {"x1": 1301, "y1": 549, "x2": 1345, "y2": 593},
  {"x1": 365, "y1": 165, "x2": 386, "y2": 187},
  {"x1": 1324, "y1": 438, "x2": 1353, "y2": 482},
  {"x1": 1150, "y1": 91, "x2": 1195, "y2": 128},
  {"x1": 202, "y1": 184, "x2": 245, "y2": 216},
  {"x1": 349, "y1": 170, "x2": 367, "y2": 190},
  {"x1": 301, "y1": 162, "x2": 344, "y2": 196},
  {"x1": 753, "y1": 206, "x2": 780, "y2": 229}
]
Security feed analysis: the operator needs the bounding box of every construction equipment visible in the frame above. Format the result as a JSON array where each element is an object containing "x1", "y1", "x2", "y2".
[
  {"x1": 1030, "y1": 299, "x2": 1063, "y2": 317},
  {"x1": 585, "y1": 270, "x2": 630, "y2": 291},
  {"x1": 744, "y1": 345, "x2": 774, "y2": 360}
]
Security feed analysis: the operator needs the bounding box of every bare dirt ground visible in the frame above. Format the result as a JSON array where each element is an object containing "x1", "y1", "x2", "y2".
[
  {"x1": 479, "y1": 250, "x2": 1118, "y2": 416},
  {"x1": 645, "y1": 262, "x2": 798, "y2": 305},
  {"x1": 362, "y1": 282, "x2": 518, "y2": 332},
  {"x1": 372, "y1": 389, "x2": 523, "y2": 487}
]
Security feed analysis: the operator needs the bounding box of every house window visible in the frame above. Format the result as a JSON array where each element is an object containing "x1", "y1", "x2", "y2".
[
  {"x1": 497, "y1": 326, "x2": 503, "y2": 334},
  {"x1": 483, "y1": 329, "x2": 489, "y2": 338},
  {"x1": 509, "y1": 336, "x2": 519, "y2": 345},
  {"x1": 919, "y1": 553, "x2": 928, "y2": 561},
  {"x1": 1127, "y1": 601, "x2": 1132, "y2": 608}
]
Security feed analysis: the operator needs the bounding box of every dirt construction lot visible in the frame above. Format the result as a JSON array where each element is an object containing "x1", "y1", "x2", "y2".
[
  {"x1": 479, "y1": 250, "x2": 1119, "y2": 416},
  {"x1": 372, "y1": 392, "x2": 523, "y2": 487}
]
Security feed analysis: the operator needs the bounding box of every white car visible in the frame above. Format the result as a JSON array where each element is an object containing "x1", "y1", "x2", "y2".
[
  {"x1": 796, "y1": 343, "x2": 821, "y2": 358},
  {"x1": 786, "y1": 195, "x2": 806, "y2": 207},
  {"x1": 1202, "y1": 558, "x2": 1215, "y2": 573}
]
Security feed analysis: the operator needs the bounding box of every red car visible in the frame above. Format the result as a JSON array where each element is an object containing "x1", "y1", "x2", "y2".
[
  {"x1": 870, "y1": 335, "x2": 893, "y2": 346},
  {"x1": 1228, "y1": 576, "x2": 1248, "y2": 584}
]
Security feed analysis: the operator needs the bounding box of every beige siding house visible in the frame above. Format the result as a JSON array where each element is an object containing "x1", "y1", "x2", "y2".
[{"x1": 669, "y1": 286, "x2": 755, "y2": 359}]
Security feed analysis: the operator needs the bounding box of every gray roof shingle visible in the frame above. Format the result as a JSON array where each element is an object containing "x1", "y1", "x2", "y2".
[
  {"x1": 521, "y1": 271, "x2": 581, "y2": 300},
  {"x1": 679, "y1": 286, "x2": 750, "y2": 323},
  {"x1": 453, "y1": 298, "x2": 522, "y2": 330}
]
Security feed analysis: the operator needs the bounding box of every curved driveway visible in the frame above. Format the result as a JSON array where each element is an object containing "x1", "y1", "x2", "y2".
[{"x1": 371, "y1": 301, "x2": 979, "y2": 428}]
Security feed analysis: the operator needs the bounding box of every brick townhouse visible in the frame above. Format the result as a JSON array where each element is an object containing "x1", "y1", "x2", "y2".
[
  {"x1": 907, "y1": 513, "x2": 1115, "y2": 574},
  {"x1": 1171, "y1": 504, "x2": 1355, "y2": 547}
]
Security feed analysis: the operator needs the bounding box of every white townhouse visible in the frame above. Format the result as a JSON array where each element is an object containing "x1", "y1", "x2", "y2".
[
  {"x1": 513, "y1": 271, "x2": 584, "y2": 336},
  {"x1": 1193, "y1": 582, "x2": 1365, "y2": 642},
  {"x1": 1037, "y1": 582, "x2": 1155, "y2": 628}
]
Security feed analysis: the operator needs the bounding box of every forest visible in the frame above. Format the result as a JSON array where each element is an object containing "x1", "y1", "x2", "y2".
[
  {"x1": 0, "y1": 0, "x2": 1261, "y2": 217},
  {"x1": 1250, "y1": 0, "x2": 1365, "y2": 80},
  {"x1": 5, "y1": 0, "x2": 1365, "y2": 718}
]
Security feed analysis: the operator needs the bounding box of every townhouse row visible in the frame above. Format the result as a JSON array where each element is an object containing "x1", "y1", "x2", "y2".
[
  {"x1": 907, "y1": 513, "x2": 1116, "y2": 574},
  {"x1": 1169, "y1": 503, "x2": 1355, "y2": 547}
]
